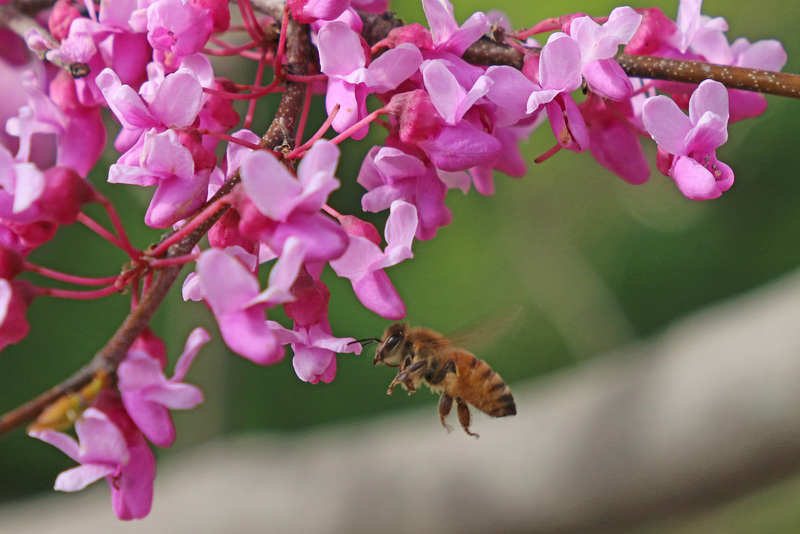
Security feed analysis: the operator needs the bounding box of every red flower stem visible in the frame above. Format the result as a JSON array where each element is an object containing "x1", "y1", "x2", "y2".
[
  {"x1": 204, "y1": 79, "x2": 283, "y2": 100},
  {"x1": 149, "y1": 253, "x2": 201, "y2": 268},
  {"x1": 245, "y1": 46, "x2": 270, "y2": 129},
  {"x1": 328, "y1": 107, "x2": 386, "y2": 146},
  {"x1": 322, "y1": 204, "x2": 342, "y2": 219},
  {"x1": 23, "y1": 262, "x2": 120, "y2": 286},
  {"x1": 77, "y1": 213, "x2": 125, "y2": 250},
  {"x1": 35, "y1": 284, "x2": 120, "y2": 300},
  {"x1": 237, "y1": 0, "x2": 265, "y2": 42},
  {"x1": 274, "y1": 6, "x2": 290, "y2": 72},
  {"x1": 198, "y1": 129, "x2": 266, "y2": 151},
  {"x1": 286, "y1": 104, "x2": 339, "y2": 159},
  {"x1": 293, "y1": 79, "x2": 316, "y2": 147},
  {"x1": 203, "y1": 38, "x2": 260, "y2": 56},
  {"x1": 283, "y1": 73, "x2": 328, "y2": 83},
  {"x1": 149, "y1": 197, "x2": 231, "y2": 258},
  {"x1": 534, "y1": 143, "x2": 562, "y2": 164},
  {"x1": 94, "y1": 192, "x2": 140, "y2": 260}
]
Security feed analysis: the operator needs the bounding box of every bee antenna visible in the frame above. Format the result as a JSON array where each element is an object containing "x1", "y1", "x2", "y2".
[{"x1": 349, "y1": 338, "x2": 381, "y2": 347}]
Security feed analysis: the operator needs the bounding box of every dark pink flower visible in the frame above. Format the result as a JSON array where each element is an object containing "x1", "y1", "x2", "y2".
[
  {"x1": 30, "y1": 401, "x2": 156, "y2": 520},
  {"x1": 118, "y1": 328, "x2": 208, "y2": 447},
  {"x1": 238, "y1": 140, "x2": 347, "y2": 262},
  {"x1": 358, "y1": 144, "x2": 451, "y2": 240},
  {"x1": 330, "y1": 200, "x2": 417, "y2": 319}
]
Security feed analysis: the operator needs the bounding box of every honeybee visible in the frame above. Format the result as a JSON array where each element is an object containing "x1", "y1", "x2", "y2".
[{"x1": 370, "y1": 322, "x2": 516, "y2": 437}]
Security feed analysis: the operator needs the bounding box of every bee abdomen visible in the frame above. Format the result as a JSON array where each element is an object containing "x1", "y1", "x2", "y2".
[{"x1": 452, "y1": 354, "x2": 516, "y2": 418}]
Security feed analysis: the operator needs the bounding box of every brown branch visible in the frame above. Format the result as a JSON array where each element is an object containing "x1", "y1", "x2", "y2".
[
  {"x1": 0, "y1": 18, "x2": 313, "y2": 438},
  {"x1": 615, "y1": 53, "x2": 800, "y2": 99}
]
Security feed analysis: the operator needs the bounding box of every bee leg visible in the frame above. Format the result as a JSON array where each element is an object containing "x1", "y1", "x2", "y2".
[
  {"x1": 427, "y1": 358, "x2": 456, "y2": 385},
  {"x1": 438, "y1": 393, "x2": 454, "y2": 433},
  {"x1": 388, "y1": 360, "x2": 428, "y2": 395},
  {"x1": 456, "y1": 398, "x2": 479, "y2": 438}
]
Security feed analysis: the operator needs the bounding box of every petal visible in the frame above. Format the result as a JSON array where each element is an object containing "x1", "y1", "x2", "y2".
[
  {"x1": 367, "y1": 43, "x2": 423, "y2": 92},
  {"x1": 329, "y1": 233, "x2": 382, "y2": 281},
  {"x1": 218, "y1": 308, "x2": 284, "y2": 364},
  {"x1": 55, "y1": 464, "x2": 117, "y2": 492},
  {"x1": 540, "y1": 35, "x2": 583, "y2": 92},
  {"x1": 248, "y1": 236, "x2": 306, "y2": 306},
  {"x1": 583, "y1": 59, "x2": 633, "y2": 100},
  {"x1": 172, "y1": 327, "x2": 211, "y2": 381},
  {"x1": 29, "y1": 429, "x2": 81, "y2": 462},
  {"x1": 670, "y1": 155, "x2": 722, "y2": 200},
  {"x1": 423, "y1": 60, "x2": 464, "y2": 125},
  {"x1": 144, "y1": 382, "x2": 203, "y2": 410},
  {"x1": 353, "y1": 270, "x2": 406, "y2": 320},
  {"x1": 317, "y1": 21, "x2": 366, "y2": 76},
  {"x1": 689, "y1": 80, "x2": 729, "y2": 126},
  {"x1": 75, "y1": 408, "x2": 130, "y2": 465},
  {"x1": 197, "y1": 248, "x2": 260, "y2": 314},
  {"x1": 240, "y1": 150, "x2": 302, "y2": 221},
  {"x1": 292, "y1": 345, "x2": 336, "y2": 384},
  {"x1": 149, "y1": 72, "x2": 203, "y2": 127},
  {"x1": 296, "y1": 140, "x2": 341, "y2": 209},
  {"x1": 642, "y1": 95, "x2": 692, "y2": 155},
  {"x1": 110, "y1": 440, "x2": 154, "y2": 520}
]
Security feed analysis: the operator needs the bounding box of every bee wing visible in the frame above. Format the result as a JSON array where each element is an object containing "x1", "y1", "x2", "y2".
[{"x1": 445, "y1": 305, "x2": 523, "y2": 352}]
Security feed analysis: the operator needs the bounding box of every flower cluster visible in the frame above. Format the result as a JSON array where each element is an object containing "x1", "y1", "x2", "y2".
[{"x1": 0, "y1": 0, "x2": 788, "y2": 520}]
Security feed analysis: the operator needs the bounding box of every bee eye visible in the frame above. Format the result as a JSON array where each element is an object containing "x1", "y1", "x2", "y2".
[{"x1": 384, "y1": 332, "x2": 403, "y2": 352}]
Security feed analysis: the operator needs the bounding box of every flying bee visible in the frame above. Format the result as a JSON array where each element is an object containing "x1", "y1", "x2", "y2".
[{"x1": 365, "y1": 322, "x2": 516, "y2": 438}]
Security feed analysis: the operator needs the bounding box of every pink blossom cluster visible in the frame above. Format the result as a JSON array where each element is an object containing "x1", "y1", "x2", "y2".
[{"x1": 0, "y1": 0, "x2": 788, "y2": 520}]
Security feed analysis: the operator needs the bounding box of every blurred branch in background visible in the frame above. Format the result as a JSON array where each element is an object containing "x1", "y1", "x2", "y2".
[{"x1": 5, "y1": 266, "x2": 800, "y2": 533}]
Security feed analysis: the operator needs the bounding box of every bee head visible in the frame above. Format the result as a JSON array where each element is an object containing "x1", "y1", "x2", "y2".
[{"x1": 373, "y1": 323, "x2": 408, "y2": 366}]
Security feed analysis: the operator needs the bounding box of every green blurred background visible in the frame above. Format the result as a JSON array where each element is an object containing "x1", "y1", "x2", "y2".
[{"x1": 2, "y1": 0, "x2": 800, "y2": 531}]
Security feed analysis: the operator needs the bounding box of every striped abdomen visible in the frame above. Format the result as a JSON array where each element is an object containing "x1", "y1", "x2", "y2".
[{"x1": 444, "y1": 351, "x2": 516, "y2": 418}]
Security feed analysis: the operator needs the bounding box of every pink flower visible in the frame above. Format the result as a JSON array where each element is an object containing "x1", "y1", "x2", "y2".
[
  {"x1": 642, "y1": 79, "x2": 733, "y2": 200},
  {"x1": 109, "y1": 129, "x2": 212, "y2": 228},
  {"x1": 318, "y1": 21, "x2": 422, "y2": 139},
  {"x1": 237, "y1": 140, "x2": 347, "y2": 262},
  {"x1": 146, "y1": 0, "x2": 216, "y2": 57},
  {"x1": 0, "y1": 279, "x2": 33, "y2": 351},
  {"x1": 193, "y1": 240, "x2": 305, "y2": 364},
  {"x1": 0, "y1": 152, "x2": 94, "y2": 226},
  {"x1": 96, "y1": 65, "x2": 205, "y2": 154},
  {"x1": 422, "y1": 0, "x2": 489, "y2": 56},
  {"x1": 581, "y1": 94, "x2": 650, "y2": 185},
  {"x1": 30, "y1": 404, "x2": 155, "y2": 520},
  {"x1": 288, "y1": 0, "x2": 352, "y2": 24},
  {"x1": 358, "y1": 144, "x2": 451, "y2": 240},
  {"x1": 269, "y1": 319, "x2": 361, "y2": 384},
  {"x1": 523, "y1": 36, "x2": 588, "y2": 152},
  {"x1": 118, "y1": 328, "x2": 208, "y2": 447},
  {"x1": 562, "y1": 6, "x2": 642, "y2": 100},
  {"x1": 330, "y1": 200, "x2": 417, "y2": 319}
]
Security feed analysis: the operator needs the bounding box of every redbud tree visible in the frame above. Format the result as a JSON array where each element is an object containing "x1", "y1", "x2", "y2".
[{"x1": 0, "y1": 0, "x2": 798, "y2": 519}]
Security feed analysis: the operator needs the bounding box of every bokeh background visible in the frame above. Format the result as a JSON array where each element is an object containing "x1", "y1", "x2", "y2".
[{"x1": 2, "y1": 0, "x2": 800, "y2": 531}]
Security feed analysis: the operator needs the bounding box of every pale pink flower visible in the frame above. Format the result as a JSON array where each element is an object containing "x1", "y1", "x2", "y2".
[{"x1": 642, "y1": 79, "x2": 732, "y2": 200}]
